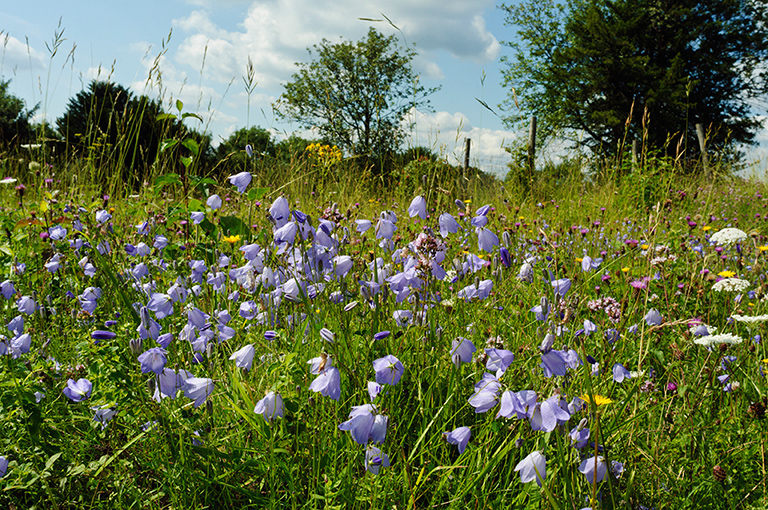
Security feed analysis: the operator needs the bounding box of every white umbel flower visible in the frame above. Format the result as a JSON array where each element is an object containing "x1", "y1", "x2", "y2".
[
  {"x1": 694, "y1": 333, "x2": 744, "y2": 346},
  {"x1": 731, "y1": 314, "x2": 768, "y2": 324},
  {"x1": 709, "y1": 227, "x2": 747, "y2": 246},
  {"x1": 712, "y1": 278, "x2": 750, "y2": 292}
]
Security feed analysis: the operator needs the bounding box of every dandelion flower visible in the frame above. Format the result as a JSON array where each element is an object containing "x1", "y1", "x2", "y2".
[
  {"x1": 580, "y1": 394, "x2": 613, "y2": 406},
  {"x1": 710, "y1": 227, "x2": 747, "y2": 246},
  {"x1": 222, "y1": 234, "x2": 241, "y2": 244}
]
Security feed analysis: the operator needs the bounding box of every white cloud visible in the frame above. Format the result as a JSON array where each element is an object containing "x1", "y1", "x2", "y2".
[
  {"x1": 0, "y1": 34, "x2": 46, "y2": 74},
  {"x1": 404, "y1": 108, "x2": 515, "y2": 176}
]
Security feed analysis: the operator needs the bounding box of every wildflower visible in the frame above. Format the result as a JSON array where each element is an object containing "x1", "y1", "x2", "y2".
[
  {"x1": 551, "y1": 278, "x2": 572, "y2": 297},
  {"x1": 147, "y1": 293, "x2": 174, "y2": 319},
  {"x1": 694, "y1": 333, "x2": 743, "y2": 346},
  {"x1": 309, "y1": 366, "x2": 341, "y2": 400},
  {"x1": 515, "y1": 450, "x2": 546, "y2": 486},
  {"x1": 92, "y1": 406, "x2": 117, "y2": 429},
  {"x1": 137, "y1": 348, "x2": 168, "y2": 375},
  {"x1": 469, "y1": 372, "x2": 501, "y2": 413},
  {"x1": 712, "y1": 278, "x2": 750, "y2": 292},
  {"x1": 580, "y1": 394, "x2": 613, "y2": 406},
  {"x1": 254, "y1": 391, "x2": 285, "y2": 422},
  {"x1": 222, "y1": 234, "x2": 241, "y2": 244},
  {"x1": 579, "y1": 455, "x2": 608, "y2": 484},
  {"x1": 95, "y1": 210, "x2": 112, "y2": 224},
  {"x1": 190, "y1": 212, "x2": 205, "y2": 225},
  {"x1": 373, "y1": 355, "x2": 404, "y2": 386},
  {"x1": 644, "y1": 309, "x2": 662, "y2": 326},
  {"x1": 367, "y1": 381, "x2": 382, "y2": 400},
  {"x1": 718, "y1": 270, "x2": 736, "y2": 278},
  {"x1": 229, "y1": 344, "x2": 256, "y2": 370},
  {"x1": 485, "y1": 348, "x2": 514, "y2": 376},
  {"x1": 408, "y1": 195, "x2": 427, "y2": 220},
  {"x1": 207, "y1": 194, "x2": 222, "y2": 210},
  {"x1": 450, "y1": 337, "x2": 476, "y2": 368},
  {"x1": 438, "y1": 213, "x2": 460, "y2": 237},
  {"x1": 612, "y1": 363, "x2": 632, "y2": 383},
  {"x1": 365, "y1": 446, "x2": 390, "y2": 475},
  {"x1": 529, "y1": 396, "x2": 571, "y2": 432},
  {"x1": 443, "y1": 426, "x2": 471, "y2": 454},
  {"x1": 182, "y1": 378, "x2": 215, "y2": 408},
  {"x1": 63, "y1": 378, "x2": 92, "y2": 402},
  {"x1": 710, "y1": 227, "x2": 747, "y2": 245},
  {"x1": 229, "y1": 171, "x2": 252, "y2": 193},
  {"x1": 732, "y1": 314, "x2": 768, "y2": 324},
  {"x1": 91, "y1": 330, "x2": 116, "y2": 341},
  {"x1": 339, "y1": 404, "x2": 386, "y2": 444},
  {"x1": 0, "y1": 456, "x2": 8, "y2": 478}
]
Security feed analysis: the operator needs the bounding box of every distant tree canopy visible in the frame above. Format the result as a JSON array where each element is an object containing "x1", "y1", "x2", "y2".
[
  {"x1": 0, "y1": 79, "x2": 36, "y2": 145},
  {"x1": 500, "y1": 0, "x2": 768, "y2": 161},
  {"x1": 277, "y1": 28, "x2": 438, "y2": 164},
  {"x1": 56, "y1": 80, "x2": 214, "y2": 184},
  {"x1": 214, "y1": 126, "x2": 275, "y2": 175}
]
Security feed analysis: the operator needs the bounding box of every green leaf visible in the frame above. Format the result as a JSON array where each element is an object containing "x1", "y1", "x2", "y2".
[
  {"x1": 246, "y1": 187, "x2": 270, "y2": 201},
  {"x1": 182, "y1": 138, "x2": 200, "y2": 155},
  {"x1": 159, "y1": 139, "x2": 179, "y2": 153},
  {"x1": 154, "y1": 173, "x2": 182, "y2": 190},
  {"x1": 181, "y1": 112, "x2": 203, "y2": 122},
  {"x1": 156, "y1": 113, "x2": 177, "y2": 121},
  {"x1": 219, "y1": 215, "x2": 249, "y2": 237},
  {"x1": 175, "y1": 99, "x2": 184, "y2": 112}
]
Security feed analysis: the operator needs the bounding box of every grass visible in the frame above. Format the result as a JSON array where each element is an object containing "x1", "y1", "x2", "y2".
[{"x1": 0, "y1": 143, "x2": 766, "y2": 509}]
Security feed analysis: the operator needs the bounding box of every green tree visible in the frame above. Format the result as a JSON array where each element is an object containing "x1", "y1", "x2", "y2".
[
  {"x1": 500, "y1": 0, "x2": 768, "y2": 162},
  {"x1": 215, "y1": 126, "x2": 275, "y2": 174},
  {"x1": 0, "y1": 79, "x2": 36, "y2": 145},
  {"x1": 277, "y1": 28, "x2": 438, "y2": 161}
]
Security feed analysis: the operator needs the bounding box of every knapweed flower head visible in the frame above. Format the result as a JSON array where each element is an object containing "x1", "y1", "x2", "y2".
[
  {"x1": 712, "y1": 278, "x2": 750, "y2": 292},
  {"x1": 515, "y1": 450, "x2": 546, "y2": 486},
  {"x1": 443, "y1": 426, "x2": 471, "y2": 454},
  {"x1": 63, "y1": 378, "x2": 92, "y2": 402},
  {"x1": 694, "y1": 333, "x2": 743, "y2": 346},
  {"x1": 709, "y1": 227, "x2": 747, "y2": 246},
  {"x1": 254, "y1": 391, "x2": 284, "y2": 422}
]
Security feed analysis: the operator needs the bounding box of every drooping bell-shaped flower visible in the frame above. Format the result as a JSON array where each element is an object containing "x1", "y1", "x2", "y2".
[
  {"x1": 443, "y1": 426, "x2": 471, "y2": 454},
  {"x1": 515, "y1": 450, "x2": 546, "y2": 486},
  {"x1": 229, "y1": 171, "x2": 252, "y2": 193},
  {"x1": 408, "y1": 195, "x2": 427, "y2": 220}
]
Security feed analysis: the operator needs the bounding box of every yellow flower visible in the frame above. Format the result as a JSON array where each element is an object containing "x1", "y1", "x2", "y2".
[
  {"x1": 621, "y1": 267, "x2": 630, "y2": 273},
  {"x1": 575, "y1": 257, "x2": 583, "y2": 263},
  {"x1": 718, "y1": 270, "x2": 736, "y2": 278},
  {"x1": 222, "y1": 235, "x2": 241, "y2": 244},
  {"x1": 758, "y1": 245, "x2": 768, "y2": 252},
  {"x1": 640, "y1": 244, "x2": 649, "y2": 250},
  {"x1": 702, "y1": 225, "x2": 712, "y2": 231},
  {"x1": 581, "y1": 394, "x2": 613, "y2": 406}
]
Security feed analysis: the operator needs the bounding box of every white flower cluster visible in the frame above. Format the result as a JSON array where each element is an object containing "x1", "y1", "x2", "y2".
[
  {"x1": 712, "y1": 278, "x2": 750, "y2": 292},
  {"x1": 694, "y1": 333, "x2": 744, "y2": 346},
  {"x1": 709, "y1": 227, "x2": 747, "y2": 246},
  {"x1": 731, "y1": 314, "x2": 768, "y2": 324}
]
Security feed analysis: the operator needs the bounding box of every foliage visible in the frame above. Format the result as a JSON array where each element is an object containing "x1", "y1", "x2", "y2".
[
  {"x1": 500, "y1": 0, "x2": 768, "y2": 162},
  {"x1": 0, "y1": 79, "x2": 37, "y2": 146},
  {"x1": 277, "y1": 28, "x2": 438, "y2": 161},
  {"x1": 1, "y1": 152, "x2": 768, "y2": 510},
  {"x1": 214, "y1": 126, "x2": 276, "y2": 177}
]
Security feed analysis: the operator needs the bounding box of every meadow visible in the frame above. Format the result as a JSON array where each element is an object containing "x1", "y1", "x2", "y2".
[{"x1": 0, "y1": 145, "x2": 766, "y2": 510}]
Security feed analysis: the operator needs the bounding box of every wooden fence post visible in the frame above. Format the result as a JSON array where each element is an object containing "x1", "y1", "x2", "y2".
[
  {"x1": 463, "y1": 137, "x2": 471, "y2": 181},
  {"x1": 528, "y1": 116, "x2": 537, "y2": 189},
  {"x1": 696, "y1": 123, "x2": 709, "y2": 178}
]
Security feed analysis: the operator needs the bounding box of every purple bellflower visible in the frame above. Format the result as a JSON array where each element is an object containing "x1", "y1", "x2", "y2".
[
  {"x1": 515, "y1": 450, "x2": 546, "y2": 486},
  {"x1": 443, "y1": 426, "x2": 471, "y2": 454},
  {"x1": 373, "y1": 355, "x2": 404, "y2": 386},
  {"x1": 254, "y1": 391, "x2": 285, "y2": 422},
  {"x1": 63, "y1": 378, "x2": 92, "y2": 402}
]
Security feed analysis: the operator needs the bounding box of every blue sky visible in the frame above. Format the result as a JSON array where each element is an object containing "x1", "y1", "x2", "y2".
[{"x1": 2, "y1": 0, "x2": 767, "y2": 177}]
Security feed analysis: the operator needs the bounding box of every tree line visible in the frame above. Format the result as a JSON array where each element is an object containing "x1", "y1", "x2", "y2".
[{"x1": 2, "y1": 1, "x2": 767, "y2": 180}]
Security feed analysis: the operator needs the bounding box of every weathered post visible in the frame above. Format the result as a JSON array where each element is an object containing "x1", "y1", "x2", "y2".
[
  {"x1": 528, "y1": 116, "x2": 537, "y2": 190},
  {"x1": 463, "y1": 137, "x2": 471, "y2": 181},
  {"x1": 696, "y1": 123, "x2": 709, "y2": 179}
]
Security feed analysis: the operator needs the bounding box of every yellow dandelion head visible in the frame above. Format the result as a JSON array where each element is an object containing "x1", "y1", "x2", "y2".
[
  {"x1": 581, "y1": 394, "x2": 613, "y2": 406},
  {"x1": 222, "y1": 234, "x2": 241, "y2": 244},
  {"x1": 718, "y1": 270, "x2": 736, "y2": 278}
]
